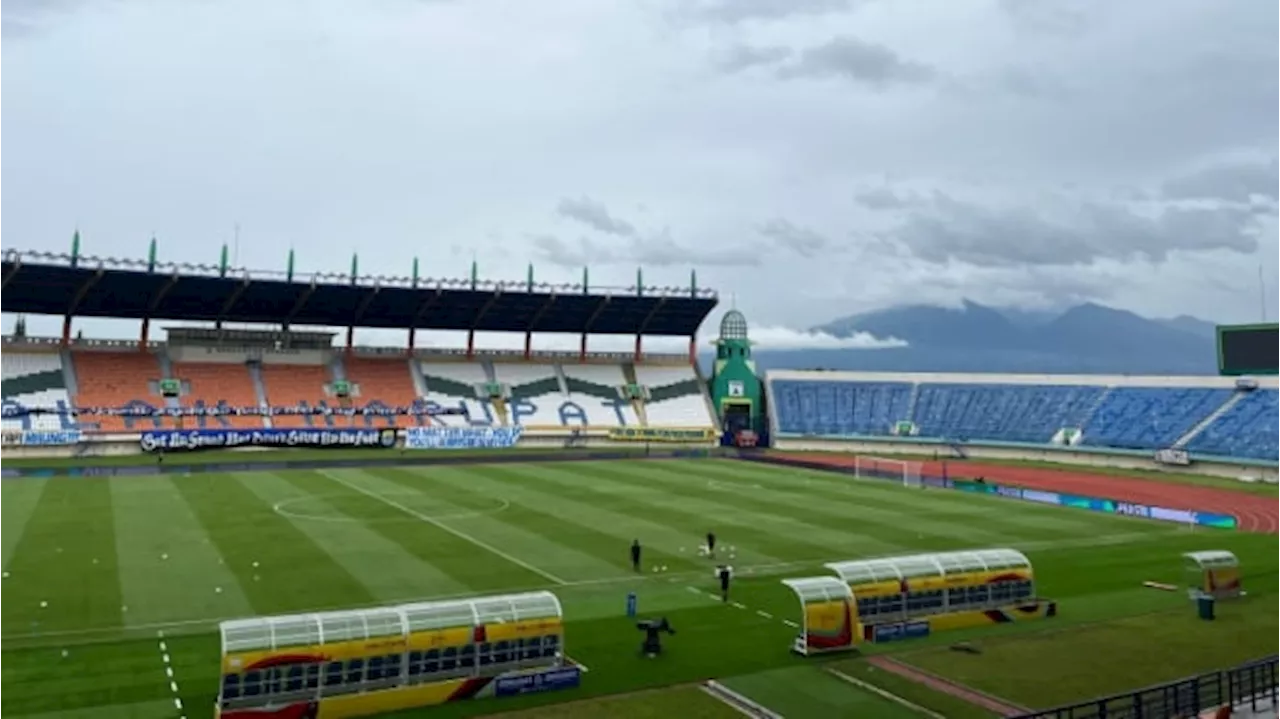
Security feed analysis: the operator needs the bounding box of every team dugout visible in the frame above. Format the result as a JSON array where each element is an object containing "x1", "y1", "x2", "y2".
[
  {"x1": 217, "y1": 591, "x2": 565, "y2": 714},
  {"x1": 825, "y1": 548, "x2": 1035, "y2": 624}
]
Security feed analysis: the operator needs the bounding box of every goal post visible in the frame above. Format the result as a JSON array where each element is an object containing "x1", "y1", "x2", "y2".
[{"x1": 853, "y1": 455, "x2": 924, "y2": 488}]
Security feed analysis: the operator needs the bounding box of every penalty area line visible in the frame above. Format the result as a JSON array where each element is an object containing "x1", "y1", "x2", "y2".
[{"x1": 320, "y1": 470, "x2": 568, "y2": 586}]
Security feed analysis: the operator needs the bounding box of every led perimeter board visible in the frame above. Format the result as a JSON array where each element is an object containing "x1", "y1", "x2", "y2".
[{"x1": 1217, "y1": 323, "x2": 1278, "y2": 376}]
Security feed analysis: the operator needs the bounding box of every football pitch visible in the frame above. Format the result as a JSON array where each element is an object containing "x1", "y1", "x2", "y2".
[{"x1": 2, "y1": 458, "x2": 1276, "y2": 718}]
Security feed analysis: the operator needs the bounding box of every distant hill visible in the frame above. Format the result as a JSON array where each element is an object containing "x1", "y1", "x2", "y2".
[{"x1": 724, "y1": 301, "x2": 1220, "y2": 375}]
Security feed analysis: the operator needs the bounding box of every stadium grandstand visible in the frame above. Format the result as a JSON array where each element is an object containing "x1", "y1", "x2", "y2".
[
  {"x1": 0, "y1": 246, "x2": 723, "y2": 452},
  {"x1": 766, "y1": 371, "x2": 1279, "y2": 472}
]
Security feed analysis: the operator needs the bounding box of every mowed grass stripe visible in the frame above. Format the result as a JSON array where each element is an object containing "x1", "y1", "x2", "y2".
[
  {"x1": 569, "y1": 461, "x2": 992, "y2": 553},
  {"x1": 171, "y1": 473, "x2": 374, "y2": 615},
  {"x1": 520, "y1": 462, "x2": 886, "y2": 561},
  {"x1": 711, "y1": 460, "x2": 1120, "y2": 539},
  {"x1": 1, "y1": 478, "x2": 123, "y2": 635},
  {"x1": 344, "y1": 467, "x2": 612, "y2": 585},
  {"x1": 421, "y1": 464, "x2": 734, "y2": 575},
  {"x1": 1, "y1": 639, "x2": 173, "y2": 717},
  {"x1": 2, "y1": 480, "x2": 50, "y2": 569},
  {"x1": 111, "y1": 477, "x2": 253, "y2": 626},
  {"x1": 262, "y1": 471, "x2": 484, "y2": 597}
]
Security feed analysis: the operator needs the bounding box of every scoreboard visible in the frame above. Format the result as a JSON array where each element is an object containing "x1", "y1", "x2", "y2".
[{"x1": 1216, "y1": 323, "x2": 1278, "y2": 376}]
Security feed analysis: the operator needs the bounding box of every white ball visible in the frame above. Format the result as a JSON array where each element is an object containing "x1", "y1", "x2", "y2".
[
  {"x1": 2, "y1": 571, "x2": 9, "y2": 579},
  {"x1": 161, "y1": 553, "x2": 169, "y2": 560},
  {"x1": 652, "y1": 566, "x2": 658, "y2": 573},
  {"x1": 39, "y1": 600, "x2": 48, "y2": 608},
  {"x1": 661, "y1": 565, "x2": 668, "y2": 572},
  {"x1": 215, "y1": 587, "x2": 223, "y2": 594},
  {"x1": 92, "y1": 558, "x2": 99, "y2": 565},
  {"x1": 252, "y1": 561, "x2": 260, "y2": 568},
  {"x1": 122, "y1": 605, "x2": 129, "y2": 612},
  {"x1": 61, "y1": 649, "x2": 69, "y2": 658}
]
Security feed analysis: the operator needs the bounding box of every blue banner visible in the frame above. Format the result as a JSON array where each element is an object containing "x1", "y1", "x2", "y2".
[
  {"x1": 492, "y1": 666, "x2": 582, "y2": 697},
  {"x1": 950, "y1": 481, "x2": 1237, "y2": 529},
  {"x1": 871, "y1": 620, "x2": 931, "y2": 643},
  {"x1": 404, "y1": 426, "x2": 523, "y2": 450},
  {"x1": 2, "y1": 429, "x2": 82, "y2": 447},
  {"x1": 139, "y1": 428, "x2": 397, "y2": 453}
]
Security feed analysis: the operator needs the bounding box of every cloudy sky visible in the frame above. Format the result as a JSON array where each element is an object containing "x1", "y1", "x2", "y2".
[{"x1": 3, "y1": 0, "x2": 1277, "y2": 350}]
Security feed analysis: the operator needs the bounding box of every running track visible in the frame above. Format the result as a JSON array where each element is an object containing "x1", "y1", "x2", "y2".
[{"x1": 773, "y1": 454, "x2": 1279, "y2": 534}]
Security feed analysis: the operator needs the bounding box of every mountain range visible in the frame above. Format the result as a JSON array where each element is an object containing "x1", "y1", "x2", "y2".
[{"x1": 731, "y1": 301, "x2": 1221, "y2": 375}]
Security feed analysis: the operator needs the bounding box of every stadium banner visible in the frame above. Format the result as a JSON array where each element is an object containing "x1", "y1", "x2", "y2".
[
  {"x1": 950, "y1": 480, "x2": 1238, "y2": 529},
  {"x1": 1154, "y1": 448, "x2": 1192, "y2": 466},
  {"x1": 403, "y1": 426, "x2": 523, "y2": 450},
  {"x1": 607, "y1": 427, "x2": 716, "y2": 443},
  {"x1": 492, "y1": 666, "x2": 582, "y2": 698},
  {"x1": 1, "y1": 429, "x2": 83, "y2": 447},
  {"x1": 139, "y1": 428, "x2": 397, "y2": 453}
]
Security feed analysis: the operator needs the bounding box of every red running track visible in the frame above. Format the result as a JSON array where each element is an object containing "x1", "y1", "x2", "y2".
[{"x1": 773, "y1": 454, "x2": 1279, "y2": 534}]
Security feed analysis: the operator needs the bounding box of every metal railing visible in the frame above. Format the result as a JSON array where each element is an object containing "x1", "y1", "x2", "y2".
[{"x1": 1012, "y1": 656, "x2": 1277, "y2": 719}]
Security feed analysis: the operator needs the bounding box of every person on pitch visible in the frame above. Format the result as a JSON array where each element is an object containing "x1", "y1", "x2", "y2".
[
  {"x1": 631, "y1": 539, "x2": 642, "y2": 572},
  {"x1": 717, "y1": 564, "x2": 732, "y2": 602},
  {"x1": 706, "y1": 531, "x2": 717, "y2": 558}
]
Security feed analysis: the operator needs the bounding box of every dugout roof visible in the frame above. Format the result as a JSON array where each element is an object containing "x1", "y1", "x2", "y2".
[
  {"x1": 219, "y1": 591, "x2": 563, "y2": 655},
  {"x1": 1, "y1": 253, "x2": 717, "y2": 336},
  {"x1": 825, "y1": 548, "x2": 1030, "y2": 586}
]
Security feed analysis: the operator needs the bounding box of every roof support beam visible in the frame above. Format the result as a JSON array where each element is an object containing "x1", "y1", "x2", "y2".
[
  {"x1": 635, "y1": 297, "x2": 668, "y2": 336},
  {"x1": 351, "y1": 285, "x2": 381, "y2": 326},
  {"x1": 215, "y1": 277, "x2": 251, "y2": 328},
  {"x1": 148, "y1": 273, "x2": 181, "y2": 313},
  {"x1": 67, "y1": 268, "x2": 105, "y2": 317},
  {"x1": 525, "y1": 294, "x2": 558, "y2": 334},
  {"x1": 582, "y1": 296, "x2": 611, "y2": 334},
  {"x1": 283, "y1": 281, "x2": 318, "y2": 330},
  {"x1": 470, "y1": 290, "x2": 503, "y2": 331},
  {"x1": 1, "y1": 259, "x2": 20, "y2": 291}
]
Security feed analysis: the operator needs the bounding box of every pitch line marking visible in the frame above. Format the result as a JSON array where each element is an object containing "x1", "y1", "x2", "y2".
[
  {"x1": 155, "y1": 630, "x2": 186, "y2": 719},
  {"x1": 321, "y1": 470, "x2": 568, "y2": 586},
  {"x1": 3, "y1": 532, "x2": 1159, "y2": 644}
]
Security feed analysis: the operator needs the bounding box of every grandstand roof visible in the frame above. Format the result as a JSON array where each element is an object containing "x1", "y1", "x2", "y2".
[{"x1": 1, "y1": 252, "x2": 717, "y2": 335}]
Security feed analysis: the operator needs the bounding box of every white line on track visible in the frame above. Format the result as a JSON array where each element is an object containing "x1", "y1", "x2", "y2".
[
  {"x1": 155, "y1": 630, "x2": 186, "y2": 719},
  {"x1": 321, "y1": 470, "x2": 568, "y2": 586}
]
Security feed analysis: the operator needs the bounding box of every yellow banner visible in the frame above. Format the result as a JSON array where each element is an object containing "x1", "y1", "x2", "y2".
[{"x1": 608, "y1": 427, "x2": 715, "y2": 442}]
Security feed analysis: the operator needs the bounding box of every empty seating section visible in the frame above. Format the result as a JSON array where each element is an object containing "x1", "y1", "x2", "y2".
[
  {"x1": 1080, "y1": 387, "x2": 1232, "y2": 451},
  {"x1": 560, "y1": 363, "x2": 637, "y2": 427},
  {"x1": 173, "y1": 363, "x2": 265, "y2": 429},
  {"x1": 2, "y1": 353, "x2": 72, "y2": 432},
  {"x1": 771, "y1": 380, "x2": 911, "y2": 436},
  {"x1": 1186, "y1": 390, "x2": 1279, "y2": 461},
  {"x1": 491, "y1": 363, "x2": 566, "y2": 426},
  {"x1": 913, "y1": 384, "x2": 1104, "y2": 443},
  {"x1": 259, "y1": 364, "x2": 332, "y2": 428},
  {"x1": 419, "y1": 362, "x2": 489, "y2": 427},
  {"x1": 344, "y1": 358, "x2": 419, "y2": 427},
  {"x1": 72, "y1": 352, "x2": 163, "y2": 432},
  {"x1": 634, "y1": 365, "x2": 713, "y2": 427}
]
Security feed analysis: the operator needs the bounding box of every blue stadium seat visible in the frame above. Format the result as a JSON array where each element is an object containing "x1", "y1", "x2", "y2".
[
  {"x1": 912, "y1": 384, "x2": 1104, "y2": 443},
  {"x1": 770, "y1": 380, "x2": 912, "y2": 436},
  {"x1": 1080, "y1": 387, "x2": 1233, "y2": 451},
  {"x1": 1184, "y1": 390, "x2": 1279, "y2": 461}
]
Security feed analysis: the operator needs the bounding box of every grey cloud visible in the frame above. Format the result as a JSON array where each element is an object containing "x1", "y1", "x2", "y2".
[
  {"x1": 715, "y1": 44, "x2": 792, "y2": 73},
  {"x1": 998, "y1": 0, "x2": 1093, "y2": 37},
  {"x1": 555, "y1": 196, "x2": 636, "y2": 237},
  {"x1": 882, "y1": 192, "x2": 1263, "y2": 268},
  {"x1": 1162, "y1": 158, "x2": 1279, "y2": 203},
  {"x1": 532, "y1": 230, "x2": 761, "y2": 269},
  {"x1": 758, "y1": 218, "x2": 828, "y2": 257},
  {"x1": 682, "y1": 0, "x2": 854, "y2": 24},
  {"x1": 777, "y1": 36, "x2": 937, "y2": 88},
  {"x1": 853, "y1": 186, "x2": 910, "y2": 210}
]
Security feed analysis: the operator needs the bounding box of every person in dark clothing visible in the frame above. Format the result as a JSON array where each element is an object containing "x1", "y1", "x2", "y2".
[
  {"x1": 717, "y1": 564, "x2": 732, "y2": 602},
  {"x1": 631, "y1": 539, "x2": 642, "y2": 572},
  {"x1": 706, "y1": 531, "x2": 716, "y2": 558}
]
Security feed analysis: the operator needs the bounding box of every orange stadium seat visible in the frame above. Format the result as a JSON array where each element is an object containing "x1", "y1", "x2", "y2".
[
  {"x1": 344, "y1": 358, "x2": 420, "y2": 428},
  {"x1": 260, "y1": 364, "x2": 333, "y2": 428},
  {"x1": 71, "y1": 352, "x2": 165, "y2": 433},
  {"x1": 170, "y1": 362, "x2": 264, "y2": 429}
]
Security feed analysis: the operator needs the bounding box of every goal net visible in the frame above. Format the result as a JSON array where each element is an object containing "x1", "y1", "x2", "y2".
[{"x1": 853, "y1": 456, "x2": 924, "y2": 488}]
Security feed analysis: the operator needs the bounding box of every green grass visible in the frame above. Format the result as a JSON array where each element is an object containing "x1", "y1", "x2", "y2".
[
  {"x1": 472, "y1": 686, "x2": 744, "y2": 718},
  {"x1": 2, "y1": 458, "x2": 1276, "y2": 718},
  {"x1": 0, "y1": 446, "x2": 628, "y2": 469},
  {"x1": 825, "y1": 659, "x2": 999, "y2": 718}
]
